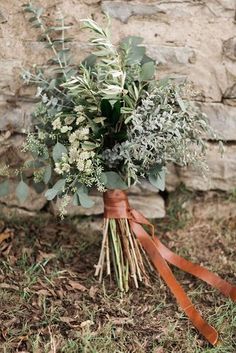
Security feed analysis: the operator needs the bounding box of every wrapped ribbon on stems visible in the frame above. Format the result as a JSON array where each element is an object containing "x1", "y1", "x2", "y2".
[{"x1": 95, "y1": 189, "x2": 236, "y2": 346}]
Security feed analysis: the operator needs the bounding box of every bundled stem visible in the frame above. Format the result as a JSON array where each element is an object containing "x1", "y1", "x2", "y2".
[{"x1": 95, "y1": 218, "x2": 152, "y2": 291}]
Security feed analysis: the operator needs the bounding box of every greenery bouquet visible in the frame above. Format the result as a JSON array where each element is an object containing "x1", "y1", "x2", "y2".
[{"x1": 1, "y1": 3, "x2": 235, "y2": 345}]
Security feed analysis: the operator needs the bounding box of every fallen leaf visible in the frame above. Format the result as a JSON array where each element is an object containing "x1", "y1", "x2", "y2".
[
  {"x1": 55, "y1": 288, "x2": 64, "y2": 299},
  {"x1": 60, "y1": 316, "x2": 76, "y2": 324},
  {"x1": 36, "y1": 289, "x2": 53, "y2": 296},
  {"x1": 35, "y1": 279, "x2": 57, "y2": 297},
  {"x1": 3, "y1": 317, "x2": 18, "y2": 327},
  {"x1": 60, "y1": 316, "x2": 80, "y2": 328},
  {"x1": 0, "y1": 229, "x2": 13, "y2": 245},
  {"x1": 153, "y1": 348, "x2": 165, "y2": 353},
  {"x1": 80, "y1": 320, "x2": 94, "y2": 328},
  {"x1": 37, "y1": 250, "x2": 56, "y2": 262},
  {"x1": 0, "y1": 283, "x2": 19, "y2": 291},
  {"x1": 110, "y1": 317, "x2": 134, "y2": 326},
  {"x1": 68, "y1": 280, "x2": 87, "y2": 292},
  {"x1": 8, "y1": 255, "x2": 17, "y2": 265},
  {"x1": 89, "y1": 285, "x2": 98, "y2": 299}
]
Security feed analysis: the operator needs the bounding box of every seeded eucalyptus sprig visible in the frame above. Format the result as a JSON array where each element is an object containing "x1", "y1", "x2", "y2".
[
  {"x1": 22, "y1": 2, "x2": 74, "y2": 77},
  {"x1": 22, "y1": 2, "x2": 77, "y2": 115}
]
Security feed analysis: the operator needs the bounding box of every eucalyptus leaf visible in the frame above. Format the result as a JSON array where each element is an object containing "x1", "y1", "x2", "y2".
[
  {"x1": 24, "y1": 159, "x2": 44, "y2": 169},
  {"x1": 16, "y1": 180, "x2": 29, "y2": 203},
  {"x1": 77, "y1": 187, "x2": 95, "y2": 208},
  {"x1": 52, "y1": 142, "x2": 67, "y2": 162},
  {"x1": 140, "y1": 61, "x2": 155, "y2": 81},
  {"x1": 126, "y1": 46, "x2": 146, "y2": 65},
  {"x1": 45, "y1": 178, "x2": 66, "y2": 201},
  {"x1": 120, "y1": 36, "x2": 143, "y2": 47},
  {"x1": 45, "y1": 188, "x2": 58, "y2": 201},
  {"x1": 141, "y1": 54, "x2": 155, "y2": 65},
  {"x1": 0, "y1": 180, "x2": 9, "y2": 198},
  {"x1": 148, "y1": 167, "x2": 165, "y2": 191},
  {"x1": 72, "y1": 193, "x2": 80, "y2": 206},
  {"x1": 101, "y1": 172, "x2": 127, "y2": 190},
  {"x1": 53, "y1": 179, "x2": 66, "y2": 192},
  {"x1": 43, "y1": 165, "x2": 52, "y2": 184}
]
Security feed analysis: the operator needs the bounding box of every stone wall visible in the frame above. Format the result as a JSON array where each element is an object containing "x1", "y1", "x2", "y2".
[{"x1": 0, "y1": 0, "x2": 236, "y2": 218}]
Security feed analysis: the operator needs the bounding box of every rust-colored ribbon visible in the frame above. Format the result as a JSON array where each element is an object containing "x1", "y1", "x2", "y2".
[{"x1": 103, "y1": 189, "x2": 236, "y2": 346}]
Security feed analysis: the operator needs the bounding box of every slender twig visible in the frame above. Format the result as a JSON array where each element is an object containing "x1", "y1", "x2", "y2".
[
  {"x1": 97, "y1": 217, "x2": 152, "y2": 291},
  {"x1": 120, "y1": 219, "x2": 138, "y2": 288},
  {"x1": 125, "y1": 219, "x2": 141, "y2": 285},
  {"x1": 95, "y1": 218, "x2": 109, "y2": 277},
  {"x1": 110, "y1": 219, "x2": 124, "y2": 291},
  {"x1": 106, "y1": 227, "x2": 111, "y2": 276}
]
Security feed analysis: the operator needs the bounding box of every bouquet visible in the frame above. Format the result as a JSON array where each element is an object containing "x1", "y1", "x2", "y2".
[{"x1": 1, "y1": 2, "x2": 235, "y2": 345}]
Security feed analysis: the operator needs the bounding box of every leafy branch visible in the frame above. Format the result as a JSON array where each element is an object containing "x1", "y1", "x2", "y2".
[{"x1": 22, "y1": 2, "x2": 72, "y2": 78}]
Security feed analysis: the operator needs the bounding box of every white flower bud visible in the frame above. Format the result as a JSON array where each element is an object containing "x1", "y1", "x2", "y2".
[
  {"x1": 61, "y1": 126, "x2": 72, "y2": 133},
  {"x1": 52, "y1": 117, "x2": 61, "y2": 130}
]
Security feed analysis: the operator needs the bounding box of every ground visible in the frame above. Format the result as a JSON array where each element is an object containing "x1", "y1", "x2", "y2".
[{"x1": 0, "y1": 189, "x2": 235, "y2": 353}]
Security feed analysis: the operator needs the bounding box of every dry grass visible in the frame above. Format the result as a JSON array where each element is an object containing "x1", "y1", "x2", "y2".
[{"x1": 0, "y1": 190, "x2": 235, "y2": 353}]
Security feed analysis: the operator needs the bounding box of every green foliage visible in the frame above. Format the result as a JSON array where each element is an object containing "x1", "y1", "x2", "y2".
[
  {"x1": 21, "y1": 1, "x2": 76, "y2": 119},
  {"x1": 52, "y1": 143, "x2": 67, "y2": 162},
  {"x1": 0, "y1": 180, "x2": 10, "y2": 197},
  {"x1": 148, "y1": 166, "x2": 165, "y2": 191},
  {"x1": 22, "y1": 2, "x2": 73, "y2": 77},
  {"x1": 1, "y1": 4, "x2": 218, "y2": 215},
  {"x1": 45, "y1": 179, "x2": 66, "y2": 200},
  {"x1": 101, "y1": 172, "x2": 128, "y2": 190},
  {"x1": 43, "y1": 165, "x2": 52, "y2": 184},
  {"x1": 140, "y1": 61, "x2": 155, "y2": 81},
  {"x1": 103, "y1": 81, "x2": 216, "y2": 187},
  {"x1": 16, "y1": 180, "x2": 29, "y2": 203},
  {"x1": 77, "y1": 187, "x2": 95, "y2": 208},
  {"x1": 44, "y1": 188, "x2": 58, "y2": 201}
]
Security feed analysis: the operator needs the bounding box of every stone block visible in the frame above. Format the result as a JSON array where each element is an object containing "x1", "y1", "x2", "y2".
[
  {"x1": 0, "y1": 134, "x2": 28, "y2": 168},
  {"x1": 197, "y1": 102, "x2": 236, "y2": 140},
  {"x1": 178, "y1": 144, "x2": 236, "y2": 191},
  {"x1": 101, "y1": 2, "x2": 161, "y2": 23},
  {"x1": 223, "y1": 37, "x2": 236, "y2": 61},
  {"x1": 0, "y1": 99, "x2": 33, "y2": 133},
  {"x1": 101, "y1": 1, "x2": 209, "y2": 23},
  {"x1": 0, "y1": 180, "x2": 47, "y2": 212},
  {"x1": 147, "y1": 45, "x2": 196, "y2": 66}
]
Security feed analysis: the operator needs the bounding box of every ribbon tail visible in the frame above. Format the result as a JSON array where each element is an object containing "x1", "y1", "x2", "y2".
[
  {"x1": 153, "y1": 237, "x2": 236, "y2": 301},
  {"x1": 130, "y1": 220, "x2": 219, "y2": 346},
  {"x1": 130, "y1": 208, "x2": 236, "y2": 301}
]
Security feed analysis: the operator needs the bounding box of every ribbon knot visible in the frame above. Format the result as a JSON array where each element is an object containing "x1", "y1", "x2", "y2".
[{"x1": 103, "y1": 189, "x2": 236, "y2": 346}]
